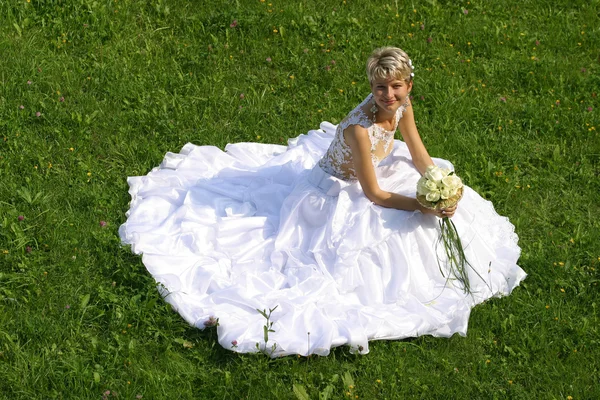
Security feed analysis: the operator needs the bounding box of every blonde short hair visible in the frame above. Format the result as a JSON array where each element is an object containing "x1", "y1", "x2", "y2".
[{"x1": 366, "y1": 47, "x2": 413, "y2": 83}]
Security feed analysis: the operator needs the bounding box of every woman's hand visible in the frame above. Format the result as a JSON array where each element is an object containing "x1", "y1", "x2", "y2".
[
  {"x1": 418, "y1": 203, "x2": 458, "y2": 218},
  {"x1": 440, "y1": 204, "x2": 457, "y2": 218}
]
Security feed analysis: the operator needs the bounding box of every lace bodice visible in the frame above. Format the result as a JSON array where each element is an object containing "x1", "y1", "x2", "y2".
[{"x1": 318, "y1": 93, "x2": 409, "y2": 181}]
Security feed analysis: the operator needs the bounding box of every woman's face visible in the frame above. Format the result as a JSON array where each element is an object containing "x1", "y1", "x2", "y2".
[{"x1": 370, "y1": 77, "x2": 412, "y2": 112}]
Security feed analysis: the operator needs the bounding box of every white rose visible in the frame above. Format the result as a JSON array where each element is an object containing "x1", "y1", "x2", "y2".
[
  {"x1": 425, "y1": 166, "x2": 444, "y2": 183},
  {"x1": 425, "y1": 180, "x2": 438, "y2": 191},
  {"x1": 440, "y1": 168, "x2": 452, "y2": 177},
  {"x1": 442, "y1": 175, "x2": 463, "y2": 190},
  {"x1": 441, "y1": 175, "x2": 454, "y2": 189},
  {"x1": 441, "y1": 188, "x2": 451, "y2": 199},
  {"x1": 426, "y1": 190, "x2": 440, "y2": 202},
  {"x1": 417, "y1": 177, "x2": 429, "y2": 195}
]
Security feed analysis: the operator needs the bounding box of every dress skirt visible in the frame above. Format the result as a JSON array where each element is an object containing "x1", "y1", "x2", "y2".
[{"x1": 119, "y1": 122, "x2": 526, "y2": 356}]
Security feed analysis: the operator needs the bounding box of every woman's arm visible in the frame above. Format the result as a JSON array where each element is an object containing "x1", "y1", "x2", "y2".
[
  {"x1": 345, "y1": 124, "x2": 425, "y2": 212},
  {"x1": 345, "y1": 124, "x2": 454, "y2": 217},
  {"x1": 397, "y1": 100, "x2": 434, "y2": 175},
  {"x1": 396, "y1": 101, "x2": 458, "y2": 217}
]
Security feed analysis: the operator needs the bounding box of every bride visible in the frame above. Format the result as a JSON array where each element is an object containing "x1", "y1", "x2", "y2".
[{"x1": 119, "y1": 47, "x2": 526, "y2": 356}]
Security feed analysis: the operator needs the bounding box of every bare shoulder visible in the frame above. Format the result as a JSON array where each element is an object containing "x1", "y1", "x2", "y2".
[
  {"x1": 343, "y1": 123, "x2": 369, "y2": 146},
  {"x1": 398, "y1": 99, "x2": 419, "y2": 140}
]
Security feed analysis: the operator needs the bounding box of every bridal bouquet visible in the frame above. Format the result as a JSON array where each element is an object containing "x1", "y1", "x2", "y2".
[{"x1": 416, "y1": 165, "x2": 476, "y2": 294}]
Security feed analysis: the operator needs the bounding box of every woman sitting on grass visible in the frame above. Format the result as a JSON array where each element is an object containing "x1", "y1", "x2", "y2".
[{"x1": 120, "y1": 46, "x2": 526, "y2": 356}]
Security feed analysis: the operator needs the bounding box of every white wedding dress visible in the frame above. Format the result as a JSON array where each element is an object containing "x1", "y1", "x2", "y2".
[{"x1": 119, "y1": 94, "x2": 526, "y2": 356}]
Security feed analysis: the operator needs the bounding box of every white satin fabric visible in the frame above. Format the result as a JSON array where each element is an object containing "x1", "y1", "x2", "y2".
[{"x1": 119, "y1": 122, "x2": 526, "y2": 357}]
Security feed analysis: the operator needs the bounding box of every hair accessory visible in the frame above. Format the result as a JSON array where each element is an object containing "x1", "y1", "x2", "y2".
[{"x1": 408, "y1": 59, "x2": 415, "y2": 78}]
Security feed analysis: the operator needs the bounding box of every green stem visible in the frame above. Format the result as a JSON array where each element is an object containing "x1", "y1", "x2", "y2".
[{"x1": 436, "y1": 217, "x2": 490, "y2": 295}]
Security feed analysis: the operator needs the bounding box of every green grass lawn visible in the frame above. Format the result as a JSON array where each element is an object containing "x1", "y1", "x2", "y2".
[{"x1": 1, "y1": 0, "x2": 599, "y2": 398}]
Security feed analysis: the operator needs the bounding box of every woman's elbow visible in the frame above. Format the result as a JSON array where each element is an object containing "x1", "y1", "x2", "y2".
[{"x1": 363, "y1": 188, "x2": 389, "y2": 206}]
